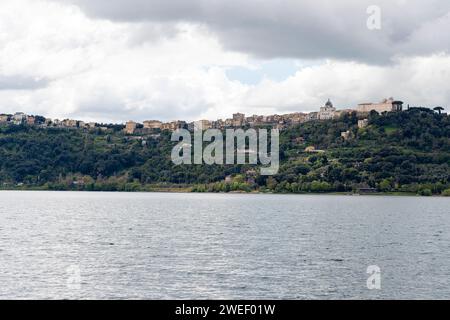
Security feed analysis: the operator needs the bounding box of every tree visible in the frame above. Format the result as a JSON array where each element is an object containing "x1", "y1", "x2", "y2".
[
  {"x1": 433, "y1": 106, "x2": 444, "y2": 115},
  {"x1": 379, "y1": 179, "x2": 392, "y2": 192}
]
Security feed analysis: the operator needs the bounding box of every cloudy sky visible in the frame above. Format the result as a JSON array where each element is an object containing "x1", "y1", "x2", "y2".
[{"x1": 0, "y1": 0, "x2": 449, "y2": 123}]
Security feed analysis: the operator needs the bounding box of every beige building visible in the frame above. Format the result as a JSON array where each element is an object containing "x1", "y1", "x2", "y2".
[
  {"x1": 194, "y1": 120, "x2": 211, "y2": 131},
  {"x1": 306, "y1": 112, "x2": 319, "y2": 122},
  {"x1": 283, "y1": 112, "x2": 307, "y2": 124},
  {"x1": 62, "y1": 119, "x2": 77, "y2": 127},
  {"x1": 125, "y1": 121, "x2": 137, "y2": 134},
  {"x1": 232, "y1": 113, "x2": 245, "y2": 127},
  {"x1": 0, "y1": 115, "x2": 9, "y2": 123},
  {"x1": 161, "y1": 121, "x2": 186, "y2": 131},
  {"x1": 357, "y1": 97, "x2": 403, "y2": 113},
  {"x1": 143, "y1": 120, "x2": 162, "y2": 130},
  {"x1": 144, "y1": 120, "x2": 162, "y2": 129},
  {"x1": 334, "y1": 109, "x2": 354, "y2": 118}
]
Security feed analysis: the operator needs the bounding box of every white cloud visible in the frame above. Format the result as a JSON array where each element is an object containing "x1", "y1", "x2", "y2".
[
  {"x1": 0, "y1": 0, "x2": 250, "y2": 122},
  {"x1": 240, "y1": 54, "x2": 450, "y2": 114},
  {"x1": 0, "y1": 0, "x2": 449, "y2": 123}
]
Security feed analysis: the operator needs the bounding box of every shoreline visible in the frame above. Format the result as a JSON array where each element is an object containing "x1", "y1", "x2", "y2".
[{"x1": 0, "y1": 187, "x2": 447, "y2": 197}]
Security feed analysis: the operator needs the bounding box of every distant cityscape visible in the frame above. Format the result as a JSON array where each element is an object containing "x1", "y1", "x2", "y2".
[{"x1": 0, "y1": 98, "x2": 418, "y2": 135}]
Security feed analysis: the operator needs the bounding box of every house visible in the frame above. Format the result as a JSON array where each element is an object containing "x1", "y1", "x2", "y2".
[
  {"x1": 0, "y1": 114, "x2": 9, "y2": 123},
  {"x1": 341, "y1": 130, "x2": 351, "y2": 140},
  {"x1": 358, "y1": 119, "x2": 369, "y2": 128},
  {"x1": 13, "y1": 112, "x2": 26, "y2": 125},
  {"x1": 232, "y1": 113, "x2": 245, "y2": 127},
  {"x1": 194, "y1": 120, "x2": 211, "y2": 131}
]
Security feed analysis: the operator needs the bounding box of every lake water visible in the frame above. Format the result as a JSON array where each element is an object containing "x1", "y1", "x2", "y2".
[{"x1": 0, "y1": 191, "x2": 449, "y2": 299}]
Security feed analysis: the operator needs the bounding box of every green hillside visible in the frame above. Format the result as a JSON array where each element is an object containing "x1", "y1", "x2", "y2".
[{"x1": 0, "y1": 108, "x2": 449, "y2": 195}]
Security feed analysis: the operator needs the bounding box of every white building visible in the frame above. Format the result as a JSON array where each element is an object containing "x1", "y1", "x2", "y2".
[
  {"x1": 13, "y1": 112, "x2": 26, "y2": 125},
  {"x1": 318, "y1": 99, "x2": 336, "y2": 120}
]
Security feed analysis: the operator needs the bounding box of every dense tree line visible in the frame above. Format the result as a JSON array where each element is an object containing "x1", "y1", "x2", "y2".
[{"x1": 0, "y1": 108, "x2": 449, "y2": 195}]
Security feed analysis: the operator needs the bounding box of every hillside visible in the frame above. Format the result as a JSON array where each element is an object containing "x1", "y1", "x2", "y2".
[{"x1": 0, "y1": 108, "x2": 449, "y2": 195}]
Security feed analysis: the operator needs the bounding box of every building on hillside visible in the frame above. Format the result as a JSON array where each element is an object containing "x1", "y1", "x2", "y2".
[
  {"x1": 253, "y1": 115, "x2": 266, "y2": 126},
  {"x1": 44, "y1": 118, "x2": 53, "y2": 127},
  {"x1": 143, "y1": 120, "x2": 162, "y2": 130},
  {"x1": 125, "y1": 121, "x2": 137, "y2": 134},
  {"x1": 266, "y1": 114, "x2": 282, "y2": 124},
  {"x1": 161, "y1": 120, "x2": 186, "y2": 131},
  {"x1": 334, "y1": 109, "x2": 354, "y2": 118},
  {"x1": 357, "y1": 97, "x2": 403, "y2": 113},
  {"x1": 62, "y1": 119, "x2": 77, "y2": 128},
  {"x1": 211, "y1": 119, "x2": 224, "y2": 129},
  {"x1": 86, "y1": 122, "x2": 96, "y2": 129},
  {"x1": 281, "y1": 112, "x2": 307, "y2": 125},
  {"x1": 341, "y1": 130, "x2": 352, "y2": 140},
  {"x1": 222, "y1": 118, "x2": 231, "y2": 127},
  {"x1": 194, "y1": 120, "x2": 211, "y2": 131},
  {"x1": 290, "y1": 112, "x2": 308, "y2": 124},
  {"x1": 358, "y1": 119, "x2": 369, "y2": 128},
  {"x1": 172, "y1": 120, "x2": 187, "y2": 130},
  {"x1": 306, "y1": 112, "x2": 319, "y2": 122},
  {"x1": 161, "y1": 122, "x2": 171, "y2": 131},
  {"x1": 26, "y1": 116, "x2": 35, "y2": 125},
  {"x1": 13, "y1": 112, "x2": 26, "y2": 125},
  {"x1": 0, "y1": 114, "x2": 9, "y2": 123},
  {"x1": 232, "y1": 113, "x2": 245, "y2": 127},
  {"x1": 318, "y1": 99, "x2": 336, "y2": 120}
]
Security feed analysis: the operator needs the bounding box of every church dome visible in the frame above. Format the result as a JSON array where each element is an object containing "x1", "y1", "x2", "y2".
[{"x1": 325, "y1": 99, "x2": 333, "y2": 107}]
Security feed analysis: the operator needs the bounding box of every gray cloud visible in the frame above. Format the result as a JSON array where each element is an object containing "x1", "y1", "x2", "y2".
[
  {"x1": 62, "y1": 0, "x2": 450, "y2": 64},
  {"x1": 0, "y1": 75, "x2": 49, "y2": 91}
]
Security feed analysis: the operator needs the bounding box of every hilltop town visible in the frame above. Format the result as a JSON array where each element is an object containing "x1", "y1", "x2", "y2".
[
  {"x1": 0, "y1": 98, "x2": 409, "y2": 135},
  {"x1": 0, "y1": 102, "x2": 448, "y2": 196}
]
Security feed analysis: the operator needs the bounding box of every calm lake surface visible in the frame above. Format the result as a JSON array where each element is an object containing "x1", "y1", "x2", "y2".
[{"x1": 0, "y1": 191, "x2": 449, "y2": 299}]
